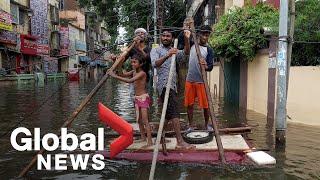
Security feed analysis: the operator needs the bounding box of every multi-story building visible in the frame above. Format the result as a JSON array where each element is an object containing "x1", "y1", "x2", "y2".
[
  {"x1": 0, "y1": 0, "x2": 33, "y2": 75},
  {"x1": 84, "y1": 9, "x2": 106, "y2": 80},
  {"x1": 59, "y1": 8, "x2": 86, "y2": 73},
  {"x1": 0, "y1": 0, "x2": 60, "y2": 76},
  {"x1": 59, "y1": 0, "x2": 108, "y2": 81},
  {"x1": 184, "y1": 0, "x2": 215, "y2": 26},
  {"x1": 185, "y1": 0, "x2": 279, "y2": 27}
]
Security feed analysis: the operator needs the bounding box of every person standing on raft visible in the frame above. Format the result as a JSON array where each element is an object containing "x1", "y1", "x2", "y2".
[
  {"x1": 109, "y1": 54, "x2": 153, "y2": 147},
  {"x1": 184, "y1": 25, "x2": 215, "y2": 132},
  {"x1": 150, "y1": 29, "x2": 195, "y2": 150},
  {"x1": 108, "y1": 27, "x2": 152, "y2": 126}
]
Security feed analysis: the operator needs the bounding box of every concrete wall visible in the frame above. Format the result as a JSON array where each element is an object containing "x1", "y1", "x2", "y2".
[
  {"x1": 48, "y1": 0, "x2": 59, "y2": 31},
  {"x1": 287, "y1": 66, "x2": 320, "y2": 126},
  {"x1": 11, "y1": 0, "x2": 28, "y2": 7},
  {"x1": 246, "y1": 52, "x2": 320, "y2": 126},
  {"x1": 49, "y1": 0, "x2": 59, "y2": 6},
  {"x1": 59, "y1": 11, "x2": 85, "y2": 30},
  {"x1": 207, "y1": 51, "x2": 320, "y2": 126},
  {"x1": 247, "y1": 52, "x2": 269, "y2": 115},
  {"x1": 225, "y1": 0, "x2": 244, "y2": 12},
  {"x1": 63, "y1": 0, "x2": 79, "y2": 11},
  {"x1": 68, "y1": 24, "x2": 79, "y2": 69},
  {"x1": 61, "y1": 59, "x2": 68, "y2": 73},
  {"x1": 15, "y1": 13, "x2": 30, "y2": 35},
  {"x1": 68, "y1": 23, "x2": 86, "y2": 71},
  {"x1": 0, "y1": 0, "x2": 10, "y2": 13}
]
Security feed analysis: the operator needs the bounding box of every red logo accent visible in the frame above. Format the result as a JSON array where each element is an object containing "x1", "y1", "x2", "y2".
[{"x1": 98, "y1": 103, "x2": 133, "y2": 158}]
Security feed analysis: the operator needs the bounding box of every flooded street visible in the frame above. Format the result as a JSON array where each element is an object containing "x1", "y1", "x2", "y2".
[{"x1": 0, "y1": 80, "x2": 319, "y2": 179}]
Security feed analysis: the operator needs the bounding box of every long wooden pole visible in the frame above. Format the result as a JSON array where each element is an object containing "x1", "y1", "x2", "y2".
[
  {"x1": 149, "y1": 39, "x2": 179, "y2": 180},
  {"x1": 18, "y1": 42, "x2": 136, "y2": 178},
  {"x1": 189, "y1": 19, "x2": 226, "y2": 164}
]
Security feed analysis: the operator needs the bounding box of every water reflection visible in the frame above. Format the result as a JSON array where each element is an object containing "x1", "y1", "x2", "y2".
[{"x1": 0, "y1": 80, "x2": 319, "y2": 179}]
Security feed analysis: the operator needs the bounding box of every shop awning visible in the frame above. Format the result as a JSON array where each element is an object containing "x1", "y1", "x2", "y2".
[{"x1": 79, "y1": 56, "x2": 91, "y2": 63}]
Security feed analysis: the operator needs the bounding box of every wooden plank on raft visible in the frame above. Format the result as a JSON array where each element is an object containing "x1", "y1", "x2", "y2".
[{"x1": 120, "y1": 135, "x2": 250, "y2": 151}]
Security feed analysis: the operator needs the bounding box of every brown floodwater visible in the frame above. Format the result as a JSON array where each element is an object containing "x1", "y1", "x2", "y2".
[{"x1": 0, "y1": 79, "x2": 319, "y2": 179}]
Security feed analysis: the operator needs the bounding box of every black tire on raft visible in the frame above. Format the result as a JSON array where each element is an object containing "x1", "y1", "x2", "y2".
[{"x1": 182, "y1": 130, "x2": 213, "y2": 144}]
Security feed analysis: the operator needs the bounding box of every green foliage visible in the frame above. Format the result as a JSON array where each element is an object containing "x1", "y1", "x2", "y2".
[
  {"x1": 119, "y1": 0, "x2": 185, "y2": 38},
  {"x1": 209, "y1": 4, "x2": 278, "y2": 61},
  {"x1": 162, "y1": 0, "x2": 186, "y2": 27},
  {"x1": 78, "y1": 0, "x2": 185, "y2": 44},
  {"x1": 292, "y1": 0, "x2": 320, "y2": 66},
  {"x1": 119, "y1": 0, "x2": 151, "y2": 39},
  {"x1": 78, "y1": 0, "x2": 119, "y2": 44}
]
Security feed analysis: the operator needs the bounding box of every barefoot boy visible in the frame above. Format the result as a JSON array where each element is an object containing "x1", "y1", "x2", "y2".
[{"x1": 109, "y1": 54, "x2": 153, "y2": 147}]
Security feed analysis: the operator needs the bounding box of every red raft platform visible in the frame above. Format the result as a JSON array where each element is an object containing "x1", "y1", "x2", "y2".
[{"x1": 100, "y1": 151, "x2": 246, "y2": 164}]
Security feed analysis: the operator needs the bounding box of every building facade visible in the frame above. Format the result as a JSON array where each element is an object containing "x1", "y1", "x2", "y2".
[{"x1": 0, "y1": 0, "x2": 61, "y2": 76}]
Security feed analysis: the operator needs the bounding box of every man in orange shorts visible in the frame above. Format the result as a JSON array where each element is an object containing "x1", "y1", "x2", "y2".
[{"x1": 185, "y1": 25, "x2": 214, "y2": 131}]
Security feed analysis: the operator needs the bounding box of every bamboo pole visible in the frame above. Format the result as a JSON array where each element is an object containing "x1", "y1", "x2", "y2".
[
  {"x1": 18, "y1": 42, "x2": 136, "y2": 178},
  {"x1": 189, "y1": 18, "x2": 226, "y2": 164},
  {"x1": 149, "y1": 39, "x2": 179, "y2": 180}
]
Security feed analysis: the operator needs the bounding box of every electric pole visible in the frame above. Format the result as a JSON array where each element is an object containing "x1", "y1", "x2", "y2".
[
  {"x1": 153, "y1": 0, "x2": 157, "y2": 44},
  {"x1": 157, "y1": 0, "x2": 164, "y2": 33},
  {"x1": 276, "y1": 0, "x2": 289, "y2": 145}
]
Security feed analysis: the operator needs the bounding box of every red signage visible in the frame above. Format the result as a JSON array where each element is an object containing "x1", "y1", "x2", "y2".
[{"x1": 20, "y1": 34, "x2": 37, "y2": 55}]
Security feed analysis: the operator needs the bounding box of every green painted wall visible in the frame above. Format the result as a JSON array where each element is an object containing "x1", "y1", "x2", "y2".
[{"x1": 224, "y1": 59, "x2": 240, "y2": 107}]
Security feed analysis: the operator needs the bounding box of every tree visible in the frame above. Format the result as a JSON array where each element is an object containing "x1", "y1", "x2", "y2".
[
  {"x1": 292, "y1": 0, "x2": 320, "y2": 66},
  {"x1": 208, "y1": 3, "x2": 278, "y2": 61},
  {"x1": 118, "y1": 0, "x2": 151, "y2": 39},
  {"x1": 77, "y1": 0, "x2": 186, "y2": 43},
  {"x1": 78, "y1": 0, "x2": 119, "y2": 44}
]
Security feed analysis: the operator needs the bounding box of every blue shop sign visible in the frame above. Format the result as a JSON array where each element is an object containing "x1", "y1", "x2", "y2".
[{"x1": 75, "y1": 40, "x2": 87, "y2": 52}]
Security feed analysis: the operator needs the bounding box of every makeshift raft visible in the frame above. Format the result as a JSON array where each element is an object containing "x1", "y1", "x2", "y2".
[
  {"x1": 100, "y1": 123, "x2": 254, "y2": 164},
  {"x1": 104, "y1": 121, "x2": 253, "y2": 137}
]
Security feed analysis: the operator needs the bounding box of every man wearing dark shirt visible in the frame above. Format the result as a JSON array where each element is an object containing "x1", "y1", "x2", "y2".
[{"x1": 109, "y1": 28, "x2": 151, "y2": 72}]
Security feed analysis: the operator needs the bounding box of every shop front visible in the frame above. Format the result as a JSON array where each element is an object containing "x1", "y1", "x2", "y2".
[
  {"x1": 20, "y1": 34, "x2": 38, "y2": 74},
  {"x1": 0, "y1": 30, "x2": 19, "y2": 75}
]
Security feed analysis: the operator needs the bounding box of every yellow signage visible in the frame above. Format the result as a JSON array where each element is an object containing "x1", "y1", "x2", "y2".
[{"x1": 0, "y1": 10, "x2": 13, "y2": 31}]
